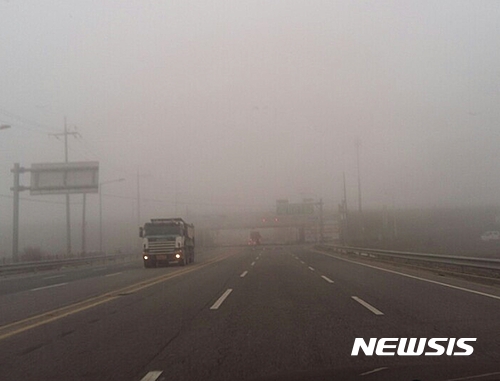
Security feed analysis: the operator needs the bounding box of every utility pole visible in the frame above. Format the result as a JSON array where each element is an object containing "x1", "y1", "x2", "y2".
[
  {"x1": 136, "y1": 171, "x2": 152, "y2": 249},
  {"x1": 355, "y1": 138, "x2": 365, "y2": 243},
  {"x1": 136, "y1": 169, "x2": 141, "y2": 228},
  {"x1": 50, "y1": 118, "x2": 80, "y2": 255},
  {"x1": 11, "y1": 163, "x2": 30, "y2": 263},
  {"x1": 136, "y1": 170, "x2": 152, "y2": 230},
  {"x1": 1, "y1": 125, "x2": 11, "y2": 248},
  {"x1": 11, "y1": 163, "x2": 22, "y2": 262},
  {"x1": 340, "y1": 171, "x2": 349, "y2": 245},
  {"x1": 392, "y1": 195, "x2": 398, "y2": 240},
  {"x1": 82, "y1": 193, "x2": 86, "y2": 254},
  {"x1": 174, "y1": 183, "x2": 179, "y2": 216},
  {"x1": 318, "y1": 198, "x2": 324, "y2": 243},
  {"x1": 343, "y1": 171, "x2": 348, "y2": 214},
  {"x1": 355, "y1": 138, "x2": 362, "y2": 213}
]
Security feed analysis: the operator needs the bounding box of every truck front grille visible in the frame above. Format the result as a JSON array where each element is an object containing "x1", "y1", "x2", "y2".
[{"x1": 148, "y1": 240, "x2": 176, "y2": 254}]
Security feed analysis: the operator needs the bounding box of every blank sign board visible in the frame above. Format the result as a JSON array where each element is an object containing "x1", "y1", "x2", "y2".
[{"x1": 30, "y1": 162, "x2": 99, "y2": 195}]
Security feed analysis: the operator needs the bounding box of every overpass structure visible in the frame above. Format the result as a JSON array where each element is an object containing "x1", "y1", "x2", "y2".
[{"x1": 193, "y1": 206, "x2": 338, "y2": 246}]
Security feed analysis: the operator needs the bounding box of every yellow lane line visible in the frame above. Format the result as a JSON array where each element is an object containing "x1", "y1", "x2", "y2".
[{"x1": 0, "y1": 252, "x2": 233, "y2": 341}]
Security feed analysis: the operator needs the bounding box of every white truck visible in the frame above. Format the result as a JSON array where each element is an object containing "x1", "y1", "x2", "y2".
[{"x1": 139, "y1": 218, "x2": 195, "y2": 268}]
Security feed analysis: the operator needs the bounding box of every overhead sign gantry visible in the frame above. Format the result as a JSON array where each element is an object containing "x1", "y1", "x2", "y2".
[{"x1": 11, "y1": 161, "x2": 99, "y2": 262}]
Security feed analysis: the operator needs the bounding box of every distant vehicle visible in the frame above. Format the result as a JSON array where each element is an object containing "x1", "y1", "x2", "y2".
[
  {"x1": 139, "y1": 218, "x2": 195, "y2": 268},
  {"x1": 480, "y1": 231, "x2": 500, "y2": 241},
  {"x1": 249, "y1": 230, "x2": 262, "y2": 245}
]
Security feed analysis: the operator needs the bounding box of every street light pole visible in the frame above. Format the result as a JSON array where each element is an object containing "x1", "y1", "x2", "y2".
[
  {"x1": 82, "y1": 193, "x2": 86, "y2": 254},
  {"x1": 355, "y1": 138, "x2": 364, "y2": 243},
  {"x1": 99, "y1": 185, "x2": 103, "y2": 254},
  {"x1": 99, "y1": 178, "x2": 125, "y2": 254},
  {"x1": 355, "y1": 138, "x2": 362, "y2": 213},
  {"x1": 0, "y1": 124, "x2": 11, "y2": 256}
]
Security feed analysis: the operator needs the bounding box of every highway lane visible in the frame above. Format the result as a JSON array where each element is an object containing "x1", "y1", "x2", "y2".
[
  {"x1": 0, "y1": 259, "x2": 139, "y2": 296},
  {"x1": 0, "y1": 247, "x2": 228, "y2": 326},
  {"x1": 291, "y1": 247, "x2": 500, "y2": 374},
  {"x1": 0, "y1": 246, "x2": 251, "y2": 381},
  {"x1": 139, "y1": 247, "x2": 500, "y2": 380},
  {"x1": 0, "y1": 245, "x2": 499, "y2": 380},
  {"x1": 295, "y1": 246, "x2": 500, "y2": 358},
  {"x1": 142, "y1": 247, "x2": 376, "y2": 380}
]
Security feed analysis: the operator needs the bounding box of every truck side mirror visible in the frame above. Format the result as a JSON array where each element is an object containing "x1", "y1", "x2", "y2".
[{"x1": 139, "y1": 227, "x2": 143, "y2": 238}]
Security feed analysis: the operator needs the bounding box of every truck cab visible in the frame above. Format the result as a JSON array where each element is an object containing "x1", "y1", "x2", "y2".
[{"x1": 140, "y1": 218, "x2": 195, "y2": 268}]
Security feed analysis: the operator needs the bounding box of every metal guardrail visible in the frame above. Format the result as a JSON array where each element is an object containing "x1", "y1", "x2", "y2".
[
  {"x1": 315, "y1": 244, "x2": 500, "y2": 277},
  {"x1": 0, "y1": 253, "x2": 138, "y2": 276}
]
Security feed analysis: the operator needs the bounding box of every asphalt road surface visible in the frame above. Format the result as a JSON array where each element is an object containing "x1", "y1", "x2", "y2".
[{"x1": 0, "y1": 245, "x2": 499, "y2": 381}]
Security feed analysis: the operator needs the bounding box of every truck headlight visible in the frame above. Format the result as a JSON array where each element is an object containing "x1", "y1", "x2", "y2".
[
  {"x1": 143, "y1": 255, "x2": 149, "y2": 260},
  {"x1": 175, "y1": 254, "x2": 181, "y2": 259}
]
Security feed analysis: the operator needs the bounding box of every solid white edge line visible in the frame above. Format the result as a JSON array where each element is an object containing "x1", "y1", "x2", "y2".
[
  {"x1": 140, "y1": 370, "x2": 163, "y2": 381},
  {"x1": 308, "y1": 266, "x2": 315, "y2": 271},
  {"x1": 251, "y1": 261, "x2": 256, "y2": 266},
  {"x1": 311, "y1": 248, "x2": 500, "y2": 301},
  {"x1": 352, "y1": 296, "x2": 384, "y2": 315},
  {"x1": 31, "y1": 283, "x2": 68, "y2": 292},
  {"x1": 104, "y1": 272, "x2": 122, "y2": 277},
  {"x1": 210, "y1": 289, "x2": 233, "y2": 310},
  {"x1": 240, "y1": 271, "x2": 248, "y2": 278},
  {"x1": 321, "y1": 275, "x2": 334, "y2": 283}
]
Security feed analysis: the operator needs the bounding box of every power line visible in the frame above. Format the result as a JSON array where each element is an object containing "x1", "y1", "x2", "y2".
[
  {"x1": 0, "y1": 108, "x2": 57, "y2": 134},
  {"x1": 100, "y1": 192, "x2": 272, "y2": 208},
  {"x1": 73, "y1": 135, "x2": 138, "y2": 177},
  {"x1": 68, "y1": 138, "x2": 100, "y2": 161},
  {"x1": 74, "y1": 137, "x2": 101, "y2": 160}
]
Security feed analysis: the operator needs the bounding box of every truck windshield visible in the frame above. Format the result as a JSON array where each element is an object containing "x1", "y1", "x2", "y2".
[{"x1": 144, "y1": 224, "x2": 181, "y2": 236}]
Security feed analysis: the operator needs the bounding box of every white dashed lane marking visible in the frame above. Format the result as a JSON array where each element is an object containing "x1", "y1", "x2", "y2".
[
  {"x1": 321, "y1": 275, "x2": 334, "y2": 284},
  {"x1": 308, "y1": 266, "x2": 315, "y2": 271},
  {"x1": 105, "y1": 272, "x2": 122, "y2": 277},
  {"x1": 210, "y1": 289, "x2": 233, "y2": 310},
  {"x1": 140, "y1": 371, "x2": 163, "y2": 381},
  {"x1": 31, "y1": 283, "x2": 68, "y2": 292},
  {"x1": 240, "y1": 271, "x2": 248, "y2": 278},
  {"x1": 352, "y1": 296, "x2": 384, "y2": 315}
]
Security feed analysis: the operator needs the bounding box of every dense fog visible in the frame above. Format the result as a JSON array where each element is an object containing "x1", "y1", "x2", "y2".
[{"x1": 1, "y1": 1, "x2": 500, "y2": 255}]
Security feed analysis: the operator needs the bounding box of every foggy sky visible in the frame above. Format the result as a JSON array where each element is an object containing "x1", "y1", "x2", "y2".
[{"x1": 1, "y1": 1, "x2": 500, "y2": 252}]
